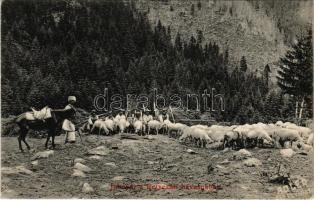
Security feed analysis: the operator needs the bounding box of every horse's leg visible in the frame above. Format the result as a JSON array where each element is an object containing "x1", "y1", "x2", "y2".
[
  {"x1": 18, "y1": 127, "x2": 28, "y2": 152},
  {"x1": 18, "y1": 135, "x2": 23, "y2": 152},
  {"x1": 45, "y1": 133, "x2": 51, "y2": 149},
  {"x1": 22, "y1": 133, "x2": 30, "y2": 150},
  {"x1": 50, "y1": 128, "x2": 56, "y2": 149}
]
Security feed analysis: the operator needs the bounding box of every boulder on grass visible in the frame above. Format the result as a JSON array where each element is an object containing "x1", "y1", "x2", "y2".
[
  {"x1": 280, "y1": 149, "x2": 295, "y2": 158},
  {"x1": 243, "y1": 158, "x2": 262, "y2": 167},
  {"x1": 74, "y1": 163, "x2": 92, "y2": 172},
  {"x1": 82, "y1": 183, "x2": 94, "y2": 193}
]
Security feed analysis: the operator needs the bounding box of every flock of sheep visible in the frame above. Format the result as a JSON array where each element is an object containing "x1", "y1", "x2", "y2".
[{"x1": 88, "y1": 113, "x2": 314, "y2": 151}]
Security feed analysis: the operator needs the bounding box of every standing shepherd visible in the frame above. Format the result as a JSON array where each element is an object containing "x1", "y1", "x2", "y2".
[{"x1": 62, "y1": 96, "x2": 77, "y2": 144}]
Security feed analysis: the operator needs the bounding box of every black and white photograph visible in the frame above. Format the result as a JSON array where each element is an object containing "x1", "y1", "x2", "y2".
[{"x1": 1, "y1": 0, "x2": 313, "y2": 199}]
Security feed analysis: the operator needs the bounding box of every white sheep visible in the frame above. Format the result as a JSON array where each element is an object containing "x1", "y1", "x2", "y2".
[
  {"x1": 284, "y1": 124, "x2": 312, "y2": 139},
  {"x1": 179, "y1": 127, "x2": 213, "y2": 148},
  {"x1": 147, "y1": 120, "x2": 163, "y2": 135},
  {"x1": 133, "y1": 119, "x2": 144, "y2": 135},
  {"x1": 191, "y1": 124, "x2": 210, "y2": 131},
  {"x1": 117, "y1": 117, "x2": 127, "y2": 134},
  {"x1": 104, "y1": 117, "x2": 115, "y2": 134},
  {"x1": 158, "y1": 114, "x2": 164, "y2": 123},
  {"x1": 167, "y1": 123, "x2": 187, "y2": 138},
  {"x1": 162, "y1": 114, "x2": 171, "y2": 132},
  {"x1": 223, "y1": 130, "x2": 240, "y2": 149},
  {"x1": 246, "y1": 129, "x2": 273, "y2": 147},
  {"x1": 273, "y1": 128, "x2": 302, "y2": 148},
  {"x1": 233, "y1": 124, "x2": 273, "y2": 148},
  {"x1": 207, "y1": 127, "x2": 228, "y2": 149},
  {"x1": 307, "y1": 133, "x2": 314, "y2": 146},
  {"x1": 275, "y1": 121, "x2": 284, "y2": 127},
  {"x1": 91, "y1": 119, "x2": 109, "y2": 135}
]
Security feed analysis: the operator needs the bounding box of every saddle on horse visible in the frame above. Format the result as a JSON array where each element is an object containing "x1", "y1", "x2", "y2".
[{"x1": 25, "y1": 106, "x2": 52, "y2": 121}]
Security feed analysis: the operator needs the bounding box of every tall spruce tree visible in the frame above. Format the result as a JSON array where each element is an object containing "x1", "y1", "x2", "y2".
[
  {"x1": 240, "y1": 56, "x2": 247, "y2": 72},
  {"x1": 277, "y1": 30, "x2": 313, "y2": 119}
]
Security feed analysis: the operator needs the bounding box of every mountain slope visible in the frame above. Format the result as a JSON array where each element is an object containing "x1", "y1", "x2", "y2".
[{"x1": 135, "y1": 0, "x2": 312, "y2": 80}]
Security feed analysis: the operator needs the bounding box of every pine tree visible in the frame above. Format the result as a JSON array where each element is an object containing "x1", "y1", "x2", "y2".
[
  {"x1": 240, "y1": 56, "x2": 247, "y2": 72},
  {"x1": 190, "y1": 4, "x2": 195, "y2": 16},
  {"x1": 277, "y1": 30, "x2": 312, "y2": 119},
  {"x1": 175, "y1": 33, "x2": 182, "y2": 52},
  {"x1": 197, "y1": 1, "x2": 202, "y2": 10},
  {"x1": 263, "y1": 64, "x2": 271, "y2": 90}
]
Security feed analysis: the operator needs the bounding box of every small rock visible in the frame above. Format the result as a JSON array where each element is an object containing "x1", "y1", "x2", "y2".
[
  {"x1": 100, "y1": 183, "x2": 111, "y2": 190},
  {"x1": 16, "y1": 166, "x2": 33, "y2": 175},
  {"x1": 240, "y1": 185, "x2": 249, "y2": 190},
  {"x1": 74, "y1": 158, "x2": 86, "y2": 164},
  {"x1": 222, "y1": 148, "x2": 229, "y2": 152},
  {"x1": 280, "y1": 148, "x2": 295, "y2": 158},
  {"x1": 211, "y1": 155, "x2": 219, "y2": 159},
  {"x1": 31, "y1": 150, "x2": 54, "y2": 160},
  {"x1": 223, "y1": 171, "x2": 230, "y2": 175},
  {"x1": 186, "y1": 149, "x2": 197, "y2": 154},
  {"x1": 112, "y1": 176, "x2": 125, "y2": 181},
  {"x1": 2, "y1": 166, "x2": 33, "y2": 175},
  {"x1": 147, "y1": 161, "x2": 155, "y2": 165},
  {"x1": 89, "y1": 155, "x2": 103, "y2": 160},
  {"x1": 82, "y1": 183, "x2": 94, "y2": 193},
  {"x1": 85, "y1": 136, "x2": 98, "y2": 143},
  {"x1": 105, "y1": 162, "x2": 117, "y2": 167},
  {"x1": 267, "y1": 187, "x2": 275, "y2": 192},
  {"x1": 145, "y1": 135, "x2": 155, "y2": 140},
  {"x1": 88, "y1": 146, "x2": 109, "y2": 156},
  {"x1": 243, "y1": 158, "x2": 262, "y2": 167},
  {"x1": 111, "y1": 144, "x2": 119, "y2": 149},
  {"x1": 233, "y1": 149, "x2": 252, "y2": 160},
  {"x1": 178, "y1": 192, "x2": 185, "y2": 196},
  {"x1": 219, "y1": 159, "x2": 230, "y2": 165},
  {"x1": 216, "y1": 165, "x2": 226, "y2": 169},
  {"x1": 238, "y1": 149, "x2": 252, "y2": 156},
  {"x1": 74, "y1": 163, "x2": 92, "y2": 172},
  {"x1": 31, "y1": 160, "x2": 39, "y2": 166},
  {"x1": 72, "y1": 169, "x2": 86, "y2": 177}
]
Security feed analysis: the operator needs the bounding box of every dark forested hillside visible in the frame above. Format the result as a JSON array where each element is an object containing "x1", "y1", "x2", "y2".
[{"x1": 1, "y1": 0, "x2": 312, "y2": 123}]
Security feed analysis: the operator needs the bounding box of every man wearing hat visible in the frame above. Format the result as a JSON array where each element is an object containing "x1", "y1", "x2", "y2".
[{"x1": 62, "y1": 96, "x2": 77, "y2": 144}]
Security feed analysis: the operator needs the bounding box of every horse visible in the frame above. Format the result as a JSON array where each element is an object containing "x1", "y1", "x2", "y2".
[{"x1": 14, "y1": 109, "x2": 73, "y2": 152}]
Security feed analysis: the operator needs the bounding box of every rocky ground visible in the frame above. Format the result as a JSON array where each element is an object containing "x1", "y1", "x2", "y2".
[{"x1": 1, "y1": 133, "x2": 314, "y2": 198}]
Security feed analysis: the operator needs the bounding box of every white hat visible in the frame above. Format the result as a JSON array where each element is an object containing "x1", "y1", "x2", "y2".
[{"x1": 68, "y1": 96, "x2": 76, "y2": 102}]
